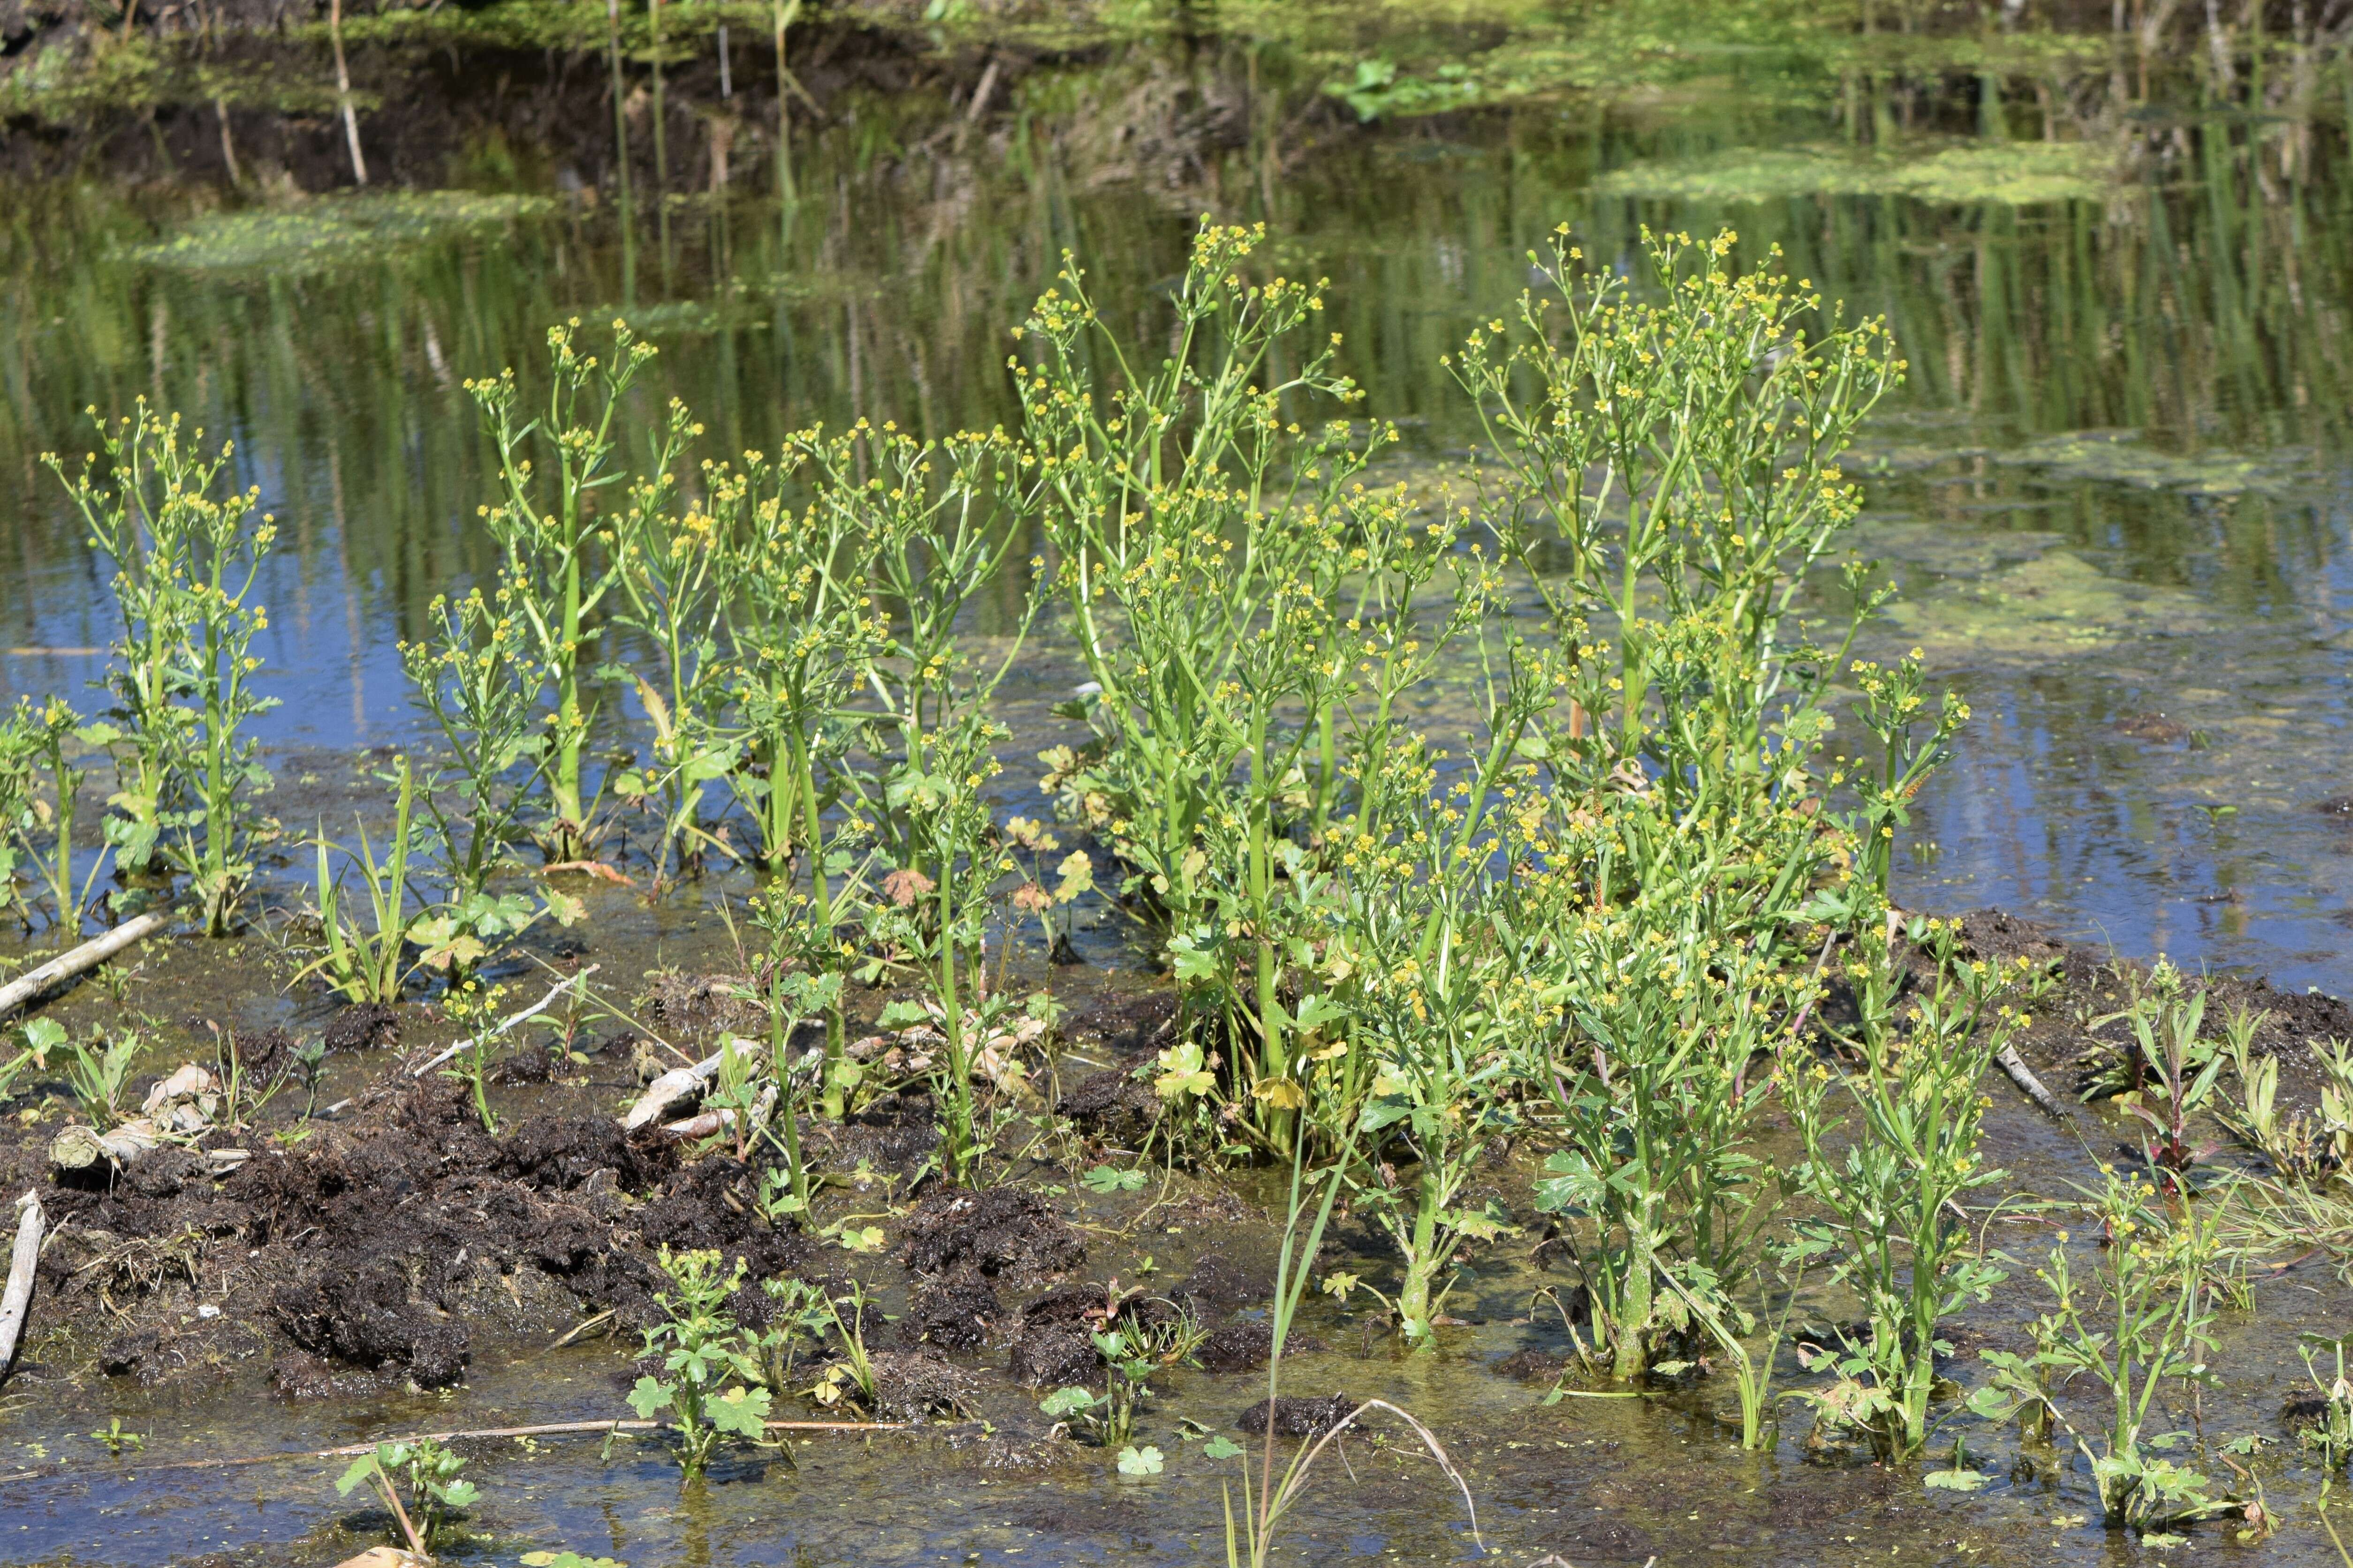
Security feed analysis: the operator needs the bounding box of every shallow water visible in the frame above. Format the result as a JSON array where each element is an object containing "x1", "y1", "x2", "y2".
[{"x1": 5, "y1": 8, "x2": 2353, "y2": 1566}]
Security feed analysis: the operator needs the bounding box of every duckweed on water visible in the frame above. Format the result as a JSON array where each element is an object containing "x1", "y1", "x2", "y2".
[
  {"x1": 1877, "y1": 549, "x2": 2218, "y2": 662},
  {"x1": 1592, "y1": 139, "x2": 2119, "y2": 206},
  {"x1": 1996, "y1": 430, "x2": 2318, "y2": 497},
  {"x1": 129, "y1": 192, "x2": 556, "y2": 274}
]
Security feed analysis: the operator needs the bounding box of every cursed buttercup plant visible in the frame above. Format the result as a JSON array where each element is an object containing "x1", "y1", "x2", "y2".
[
  {"x1": 468, "y1": 319, "x2": 674, "y2": 861},
  {"x1": 1970, "y1": 1170, "x2": 2234, "y2": 1530},
  {"x1": 628, "y1": 1245, "x2": 774, "y2": 1477},
  {"x1": 1782, "y1": 915, "x2": 2046, "y2": 1459},
  {"x1": 47, "y1": 401, "x2": 280, "y2": 932}
]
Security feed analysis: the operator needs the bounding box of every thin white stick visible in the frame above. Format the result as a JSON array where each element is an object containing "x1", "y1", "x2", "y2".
[
  {"x1": 0, "y1": 910, "x2": 169, "y2": 1019},
  {"x1": 0, "y1": 1191, "x2": 47, "y2": 1380},
  {"x1": 1996, "y1": 1043, "x2": 2073, "y2": 1121},
  {"x1": 410, "y1": 965, "x2": 600, "y2": 1078}
]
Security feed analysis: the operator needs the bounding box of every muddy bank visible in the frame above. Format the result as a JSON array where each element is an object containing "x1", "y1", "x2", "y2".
[
  {"x1": 1, "y1": 900, "x2": 2346, "y2": 1404},
  {"x1": 0, "y1": 905, "x2": 2350, "y2": 1565}
]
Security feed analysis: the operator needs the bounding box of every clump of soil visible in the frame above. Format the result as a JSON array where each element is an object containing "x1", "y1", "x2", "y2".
[
  {"x1": 815, "y1": 1090, "x2": 942, "y2": 1186},
  {"x1": 1060, "y1": 986, "x2": 1177, "y2": 1058},
  {"x1": 1492, "y1": 1348, "x2": 1569, "y2": 1384},
  {"x1": 2113, "y1": 712, "x2": 2190, "y2": 743},
  {"x1": 1056, "y1": 1067, "x2": 1157, "y2": 1130},
  {"x1": 1237, "y1": 1394, "x2": 1357, "y2": 1437},
  {"x1": 322, "y1": 1003, "x2": 401, "y2": 1053},
  {"x1": 641, "y1": 970, "x2": 760, "y2": 1044},
  {"x1": 1951, "y1": 906, "x2": 2353, "y2": 1101},
  {"x1": 901, "y1": 1273, "x2": 1003, "y2": 1350},
  {"x1": 900, "y1": 1186, "x2": 1085, "y2": 1282},
  {"x1": 272, "y1": 1258, "x2": 471, "y2": 1389},
  {"x1": 1195, "y1": 1320, "x2": 1277, "y2": 1372},
  {"x1": 1174, "y1": 1252, "x2": 1262, "y2": 1309},
  {"x1": 14, "y1": 1071, "x2": 851, "y2": 1396},
  {"x1": 863, "y1": 1349, "x2": 982, "y2": 1420},
  {"x1": 1007, "y1": 1283, "x2": 1112, "y2": 1388},
  {"x1": 1011, "y1": 1320, "x2": 1101, "y2": 1387}
]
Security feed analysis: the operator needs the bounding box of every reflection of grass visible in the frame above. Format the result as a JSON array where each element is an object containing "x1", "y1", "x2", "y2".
[
  {"x1": 1592, "y1": 140, "x2": 2116, "y2": 205},
  {"x1": 131, "y1": 192, "x2": 555, "y2": 273}
]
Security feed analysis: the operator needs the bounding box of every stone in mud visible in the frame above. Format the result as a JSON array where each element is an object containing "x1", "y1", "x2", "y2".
[
  {"x1": 1236, "y1": 1394, "x2": 1357, "y2": 1438},
  {"x1": 901, "y1": 1186, "x2": 1085, "y2": 1282}
]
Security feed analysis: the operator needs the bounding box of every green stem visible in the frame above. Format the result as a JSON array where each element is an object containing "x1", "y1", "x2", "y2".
[
  {"x1": 770, "y1": 970, "x2": 810, "y2": 1213},
  {"x1": 789, "y1": 726, "x2": 845, "y2": 1119},
  {"x1": 939, "y1": 855, "x2": 975, "y2": 1184}
]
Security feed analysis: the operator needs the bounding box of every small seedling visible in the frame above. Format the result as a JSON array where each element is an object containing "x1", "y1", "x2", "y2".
[
  {"x1": 334, "y1": 1438, "x2": 476, "y2": 1555},
  {"x1": 89, "y1": 1419, "x2": 144, "y2": 1456},
  {"x1": 626, "y1": 1247, "x2": 772, "y2": 1477},
  {"x1": 1081, "y1": 1164, "x2": 1147, "y2": 1194}
]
